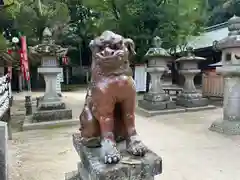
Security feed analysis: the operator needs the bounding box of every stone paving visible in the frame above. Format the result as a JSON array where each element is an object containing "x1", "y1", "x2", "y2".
[{"x1": 8, "y1": 91, "x2": 240, "y2": 180}]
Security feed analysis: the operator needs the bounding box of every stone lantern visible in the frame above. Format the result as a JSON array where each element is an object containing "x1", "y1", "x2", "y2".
[
  {"x1": 210, "y1": 15, "x2": 240, "y2": 135},
  {"x1": 138, "y1": 36, "x2": 176, "y2": 110},
  {"x1": 30, "y1": 27, "x2": 72, "y2": 122},
  {"x1": 175, "y1": 47, "x2": 208, "y2": 107}
]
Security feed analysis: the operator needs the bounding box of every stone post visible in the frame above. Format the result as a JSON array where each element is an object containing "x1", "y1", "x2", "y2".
[
  {"x1": 138, "y1": 37, "x2": 176, "y2": 110},
  {"x1": 25, "y1": 95, "x2": 32, "y2": 115},
  {"x1": 210, "y1": 15, "x2": 240, "y2": 135},
  {"x1": 176, "y1": 47, "x2": 208, "y2": 107},
  {"x1": 0, "y1": 121, "x2": 8, "y2": 180}
]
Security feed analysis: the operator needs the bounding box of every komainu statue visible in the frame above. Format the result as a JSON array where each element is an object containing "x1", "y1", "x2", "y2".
[{"x1": 79, "y1": 31, "x2": 147, "y2": 164}]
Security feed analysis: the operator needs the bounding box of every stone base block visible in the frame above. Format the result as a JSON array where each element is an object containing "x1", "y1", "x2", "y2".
[
  {"x1": 185, "y1": 105, "x2": 216, "y2": 112},
  {"x1": 37, "y1": 99, "x2": 66, "y2": 110},
  {"x1": 143, "y1": 93, "x2": 170, "y2": 102},
  {"x1": 136, "y1": 106, "x2": 185, "y2": 117},
  {"x1": 176, "y1": 97, "x2": 208, "y2": 108},
  {"x1": 32, "y1": 109, "x2": 72, "y2": 122},
  {"x1": 138, "y1": 99, "x2": 176, "y2": 111},
  {"x1": 136, "y1": 105, "x2": 216, "y2": 117},
  {"x1": 23, "y1": 118, "x2": 79, "y2": 131},
  {"x1": 72, "y1": 133, "x2": 162, "y2": 180},
  {"x1": 65, "y1": 170, "x2": 80, "y2": 180},
  {"x1": 209, "y1": 119, "x2": 240, "y2": 135}
]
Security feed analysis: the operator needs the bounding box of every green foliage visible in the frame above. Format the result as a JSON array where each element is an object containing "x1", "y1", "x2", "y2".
[
  {"x1": 1, "y1": 0, "x2": 210, "y2": 65},
  {"x1": 13, "y1": 0, "x2": 70, "y2": 44},
  {"x1": 207, "y1": 0, "x2": 240, "y2": 25},
  {"x1": 59, "y1": 0, "x2": 100, "y2": 65},
  {"x1": 0, "y1": 5, "x2": 15, "y2": 51},
  {"x1": 0, "y1": 34, "x2": 8, "y2": 51},
  {"x1": 81, "y1": 0, "x2": 207, "y2": 62},
  {"x1": 159, "y1": 0, "x2": 207, "y2": 52}
]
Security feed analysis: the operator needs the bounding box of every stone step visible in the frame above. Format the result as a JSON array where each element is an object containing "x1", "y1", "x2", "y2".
[
  {"x1": 22, "y1": 118, "x2": 79, "y2": 131},
  {"x1": 32, "y1": 108, "x2": 72, "y2": 122},
  {"x1": 11, "y1": 110, "x2": 25, "y2": 117},
  {"x1": 136, "y1": 105, "x2": 216, "y2": 117}
]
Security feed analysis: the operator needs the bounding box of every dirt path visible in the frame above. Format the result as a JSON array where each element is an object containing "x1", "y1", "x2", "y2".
[{"x1": 8, "y1": 91, "x2": 240, "y2": 180}]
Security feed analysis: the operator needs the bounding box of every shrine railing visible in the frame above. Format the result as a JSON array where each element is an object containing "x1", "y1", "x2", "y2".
[
  {"x1": 0, "y1": 74, "x2": 10, "y2": 119},
  {"x1": 0, "y1": 74, "x2": 12, "y2": 139}
]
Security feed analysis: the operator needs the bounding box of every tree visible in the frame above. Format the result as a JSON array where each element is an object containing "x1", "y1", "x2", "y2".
[
  {"x1": 0, "y1": 5, "x2": 19, "y2": 67},
  {"x1": 81, "y1": 0, "x2": 207, "y2": 61},
  {"x1": 159, "y1": 0, "x2": 208, "y2": 53},
  {"x1": 13, "y1": 0, "x2": 70, "y2": 45},
  {"x1": 207, "y1": 0, "x2": 240, "y2": 26},
  {"x1": 58, "y1": 0, "x2": 100, "y2": 66},
  {"x1": 0, "y1": 2, "x2": 16, "y2": 51}
]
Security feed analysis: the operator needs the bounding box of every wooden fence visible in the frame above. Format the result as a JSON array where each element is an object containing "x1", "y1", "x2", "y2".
[{"x1": 202, "y1": 72, "x2": 224, "y2": 98}]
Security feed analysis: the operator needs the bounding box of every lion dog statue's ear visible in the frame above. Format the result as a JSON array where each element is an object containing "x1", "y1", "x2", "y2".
[{"x1": 123, "y1": 38, "x2": 136, "y2": 56}]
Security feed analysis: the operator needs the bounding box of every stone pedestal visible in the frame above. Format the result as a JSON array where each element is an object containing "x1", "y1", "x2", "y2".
[
  {"x1": 0, "y1": 122, "x2": 8, "y2": 180},
  {"x1": 210, "y1": 68, "x2": 240, "y2": 134},
  {"x1": 139, "y1": 67, "x2": 176, "y2": 110},
  {"x1": 37, "y1": 67, "x2": 65, "y2": 110},
  {"x1": 66, "y1": 134, "x2": 162, "y2": 180},
  {"x1": 176, "y1": 70, "x2": 208, "y2": 107},
  {"x1": 32, "y1": 67, "x2": 72, "y2": 122}
]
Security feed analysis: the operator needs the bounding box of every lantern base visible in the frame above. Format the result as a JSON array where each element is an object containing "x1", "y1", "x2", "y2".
[
  {"x1": 209, "y1": 119, "x2": 240, "y2": 135},
  {"x1": 143, "y1": 92, "x2": 170, "y2": 102},
  {"x1": 176, "y1": 97, "x2": 208, "y2": 108},
  {"x1": 33, "y1": 96, "x2": 73, "y2": 122},
  {"x1": 138, "y1": 99, "x2": 176, "y2": 111},
  {"x1": 37, "y1": 99, "x2": 66, "y2": 110},
  {"x1": 32, "y1": 108, "x2": 72, "y2": 122},
  {"x1": 176, "y1": 92, "x2": 208, "y2": 108}
]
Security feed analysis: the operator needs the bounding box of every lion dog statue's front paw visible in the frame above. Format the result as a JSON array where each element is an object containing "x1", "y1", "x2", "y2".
[
  {"x1": 126, "y1": 134, "x2": 147, "y2": 157},
  {"x1": 101, "y1": 138, "x2": 121, "y2": 164}
]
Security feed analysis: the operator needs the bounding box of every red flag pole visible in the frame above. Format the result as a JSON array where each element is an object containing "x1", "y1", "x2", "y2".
[
  {"x1": 20, "y1": 36, "x2": 31, "y2": 92},
  {"x1": 20, "y1": 36, "x2": 32, "y2": 115}
]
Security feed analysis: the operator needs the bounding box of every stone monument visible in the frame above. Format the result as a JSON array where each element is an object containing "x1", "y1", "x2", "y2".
[
  {"x1": 56, "y1": 68, "x2": 64, "y2": 97},
  {"x1": 0, "y1": 121, "x2": 8, "y2": 180},
  {"x1": 30, "y1": 27, "x2": 72, "y2": 122},
  {"x1": 66, "y1": 31, "x2": 162, "y2": 180},
  {"x1": 138, "y1": 36, "x2": 176, "y2": 110},
  {"x1": 210, "y1": 15, "x2": 240, "y2": 135},
  {"x1": 175, "y1": 47, "x2": 208, "y2": 107}
]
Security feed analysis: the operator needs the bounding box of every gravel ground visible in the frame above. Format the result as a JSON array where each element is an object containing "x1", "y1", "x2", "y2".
[{"x1": 7, "y1": 91, "x2": 240, "y2": 180}]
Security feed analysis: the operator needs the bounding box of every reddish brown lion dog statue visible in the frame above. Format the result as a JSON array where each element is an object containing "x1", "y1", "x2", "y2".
[{"x1": 79, "y1": 31, "x2": 146, "y2": 164}]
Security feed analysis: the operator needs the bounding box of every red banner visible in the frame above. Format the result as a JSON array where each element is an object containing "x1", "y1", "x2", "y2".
[
  {"x1": 20, "y1": 36, "x2": 30, "y2": 81},
  {"x1": 7, "y1": 67, "x2": 12, "y2": 80},
  {"x1": 62, "y1": 56, "x2": 69, "y2": 65}
]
